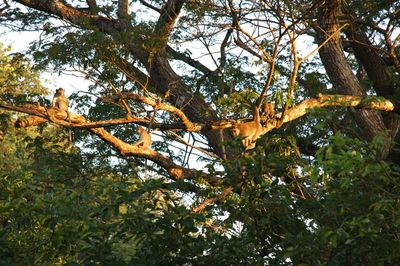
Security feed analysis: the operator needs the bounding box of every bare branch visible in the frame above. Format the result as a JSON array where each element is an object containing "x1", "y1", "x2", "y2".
[
  {"x1": 277, "y1": 94, "x2": 400, "y2": 125},
  {"x1": 228, "y1": 0, "x2": 273, "y2": 63},
  {"x1": 139, "y1": 0, "x2": 161, "y2": 13},
  {"x1": 0, "y1": 103, "x2": 86, "y2": 127},
  {"x1": 105, "y1": 92, "x2": 202, "y2": 131}
]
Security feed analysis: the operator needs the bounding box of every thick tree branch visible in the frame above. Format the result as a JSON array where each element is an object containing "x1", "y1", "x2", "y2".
[
  {"x1": 88, "y1": 127, "x2": 218, "y2": 183},
  {"x1": 13, "y1": 0, "x2": 122, "y2": 33},
  {"x1": 117, "y1": 0, "x2": 130, "y2": 27},
  {"x1": 0, "y1": 103, "x2": 86, "y2": 127},
  {"x1": 105, "y1": 92, "x2": 201, "y2": 131},
  {"x1": 3, "y1": 93, "x2": 398, "y2": 134},
  {"x1": 278, "y1": 94, "x2": 400, "y2": 125},
  {"x1": 154, "y1": 0, "x2": 186, "y2": 49},
  {"x1": 0, "y1": 104, "x2": 219, "y2": 184}
]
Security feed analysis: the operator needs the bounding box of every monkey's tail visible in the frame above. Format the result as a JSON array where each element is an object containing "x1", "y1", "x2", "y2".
[{"x1": 67, "y1": 111, "x2": 73, "y2": 146}]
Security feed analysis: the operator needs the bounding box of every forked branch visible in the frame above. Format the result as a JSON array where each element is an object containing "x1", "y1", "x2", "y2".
[{"x1": 104, "y1": 92, "x2": 202, "y2": 131}]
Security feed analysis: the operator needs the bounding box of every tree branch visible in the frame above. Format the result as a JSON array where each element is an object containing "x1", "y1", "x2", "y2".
[
  {"x1": 139, "y1": 0, "x2": 161, "y2": 13},
  {"x1": 192, "y1": 186, "x2": 233, "y2": 213},
  {"x1": 13, "y1": 0, "x2": 122, "y2": 33},
  {"x1": 278, "y1": 94, "x2": 400, "y2": 125},
  {"x1": 154, "y1": 0, "x2": 186, "y2": 49},
  {"x1": 105, "y1": 92, "x2": 202, "y2": 131},
  {"x1": 88, "y1": 127, "x2": 218, "y2": 183},
  {"x1": 2, "y1": 93, "x2": 398, "y2": 132},
  {"x1": 117, "y1": 0, "x2": 130, "y2": 25}
]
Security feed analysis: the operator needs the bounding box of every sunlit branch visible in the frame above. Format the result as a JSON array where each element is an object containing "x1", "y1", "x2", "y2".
[
  {"x1": 1, "y1": 93, "x2": 398, "y2": 135},
  {"x1": 106, "y1": 92, "x2": 202, "y2": 131},
  {"x1": 277, "y1": 94, "x2": 400, "y2": 126},
  {"x1": 192, "y1": 186, "x2": 234, "y2": 213}
]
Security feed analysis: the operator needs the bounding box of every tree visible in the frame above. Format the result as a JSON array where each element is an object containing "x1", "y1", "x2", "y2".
[{"x1": 0, "y1": 0, "x2": 399, "y2": 264}]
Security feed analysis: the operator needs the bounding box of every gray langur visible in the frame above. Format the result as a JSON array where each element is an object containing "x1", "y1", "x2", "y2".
[
  {"x1": 262, "y1": 101, "x2": 275, "y2": 119},
  {"x1": 232, "y1": 107, "x2": 264, "y2": 150},
  {"x1": 134, "y1": 126, "x2": 152, "y2": 150},
  {"x1": 51, "y1": 88, "x2": 69, "y2": 111}
]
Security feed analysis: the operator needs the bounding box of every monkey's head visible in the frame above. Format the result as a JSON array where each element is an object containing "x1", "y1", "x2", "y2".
[
  {"x1": 55, "y1": 87, "x2": 65, "y2": 96},
  {"x1": 231, "y1": 123, "x2": 240, "y2": 136}
]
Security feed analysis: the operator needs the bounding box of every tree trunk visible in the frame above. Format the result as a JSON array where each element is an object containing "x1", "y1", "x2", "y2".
[
  {"x1": 316, "y1": 0, "x2": 387, "y2": 142},
  {"x1": 346, "y1": 26, "x2": 400, "y2": 162}
]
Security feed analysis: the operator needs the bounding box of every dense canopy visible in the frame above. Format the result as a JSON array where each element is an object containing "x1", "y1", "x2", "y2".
[{"x1": 0, "y1": 0, "x2": 399, "y2": 264}]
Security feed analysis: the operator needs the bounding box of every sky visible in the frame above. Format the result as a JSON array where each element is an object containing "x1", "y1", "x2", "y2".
[{"x1": 1, "y1": 25, "x2": 92, "y2": 99}]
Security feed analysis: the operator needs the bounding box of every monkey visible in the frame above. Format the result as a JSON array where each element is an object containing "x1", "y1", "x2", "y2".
[
  {"x1": 175, "y1": 95, "x2": 186, "y2": 109},
  {"x1": 51, "y1": 88, "x2": 69, "y2": 112},
  {"x1": 262, "y1": 101, "x2": 275, "y2": 119},
  {"x1": 134, "y1": 126, "x2": 152, "y2": 150},
  {"x1": 51, "y1": 87, "x2": 72, "y2": 144},
  {"x1": 232, "y1": 106, "x2": 264, "y2": 150}
]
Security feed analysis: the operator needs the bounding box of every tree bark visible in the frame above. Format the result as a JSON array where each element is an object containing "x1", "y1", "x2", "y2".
[
  {"x1": 316, "y1": 0, "x2": 387, "y2": 142},
  {"x1": 345, "y1": 25, "x2": 400, "y2": 162}
]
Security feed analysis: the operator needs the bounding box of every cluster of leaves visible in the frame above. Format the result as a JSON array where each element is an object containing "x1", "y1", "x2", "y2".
[
  {"x1": 0, "y1": 44, "x2": 47, "y2": 104},
  {"x1": 2, "y1": 121, "x2": 399, "y2": 265}
]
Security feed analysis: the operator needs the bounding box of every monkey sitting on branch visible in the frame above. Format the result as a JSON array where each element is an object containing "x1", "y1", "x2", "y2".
[
  {"x1": 51, "y1": 87, "x2": 73, "y2": 143},
  {"x1": 134, "y1": 126, "x2": 152, "y2": 150},
  {"x1": 262, "y1": 101, "x2": 275, "y2": 119},
  {"x1": 232, "y1": 106, "x2": 264, "y2": 150},
  {"x1": 51, "y1": 87, "x2": 69, "y2": 112}
]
